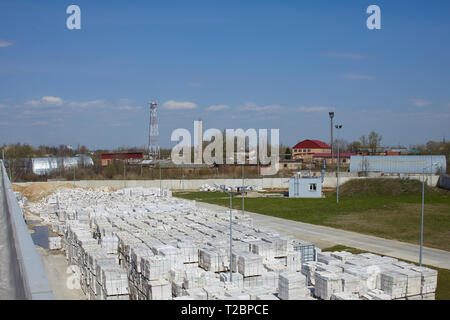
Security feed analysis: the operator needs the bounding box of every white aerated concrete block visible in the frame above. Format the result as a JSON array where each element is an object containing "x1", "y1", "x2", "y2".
[{"x1": 278, "y1": 272, "x2": 307, "y2": 300}]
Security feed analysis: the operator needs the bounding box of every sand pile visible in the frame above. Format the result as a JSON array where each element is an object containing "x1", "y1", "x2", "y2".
[
  {"x1": 13, "y1": 183, "x2": 118, "y2": 202},
  {"x1": 13, "y1": 182, "x2": 79, "y2": 202}
]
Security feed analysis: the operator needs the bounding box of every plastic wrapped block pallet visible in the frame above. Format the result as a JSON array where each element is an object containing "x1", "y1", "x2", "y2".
[
  {"x1": 48, "y1": 236, "x2": 62, "y2": 250},
  {"x1": 380, "y1": 270, "x2": 407, "y2": 299},
  {"x1": 159, "y1": 247, "x2": 184, "y2": 269},
  {"x1": 183, "y1": 268, "x2": 209, "y2": 289},
  {"x1": 251, "y1": 241, "x2": 276, "y2": 259},
  {"x1": 331, "y1": 251, "x2": 355, "y2": 262},
  {"x1": 100, "y1": 235, "x2": 119, "y2": 254},
  {"x1": 262, "y1": 237, "x2": 287, "y2": 257},
  {"x1": 102, "y1": 268, "x2": 129, "y2": 296},
  {"x1": 237, "y1": 252, "x2": 264, "y2": 277},
  {"x1": 314, "y1": 271, "x2": 342, "y2": 300},
  {"x1": 144, "y1": 279, "x2": 171, "y2": 300},
  {"x1": 278, "y1": 272, "x2": 307, "y2": 300},
  {"x1": 141, "y1": 256, "x2": 170, "y2": 281},
  {"x1": 317, "y1": 252, "x2": 343, "y2": 266},
  {"x1": 301, "y1": 261, "x2": 318, "y2": 285},
  {"x1": 177, "y1": 241, "x2": 199, "y2": 263},
  {"x1": 411, "y1": 266, "x2": 438, "y2": 294},
  {"x1": 261, "y1": 272, "x2": 279, "y2": 292},
  {"x1": 199, "y1": 248, "x2": 229, "y2": 272},
  {"x1": 130, "y1": 244, "x2": 154, "y2": 273},
  {"x1": 339, "y1": 273, "x2": 360, "y2": 294},
  {"x1": 220, "y1": 272, "x2": 244, "y2": 288},
  {"x1": 286, "y1": 251, "x2": 302, "y2": 272},
  {"x1": 263, "y1": 258, "x2": 287, "y2": 275},
  {"x1": 396, "y1": 268, "x2": 422, "y2": 297}
]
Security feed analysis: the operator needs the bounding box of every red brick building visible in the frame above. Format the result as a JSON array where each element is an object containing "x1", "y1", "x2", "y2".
[{"x1": 292, "y1": 140, "x2": 331, "y2": 162}]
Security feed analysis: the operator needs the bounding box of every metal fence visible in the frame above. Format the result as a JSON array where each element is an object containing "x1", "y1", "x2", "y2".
[
  {"x1": 0, "y1": 161, "x2": 54, "y2": 299},
  {"x1": 349, "y1": 155, "x2": 446, "y2": 174}
]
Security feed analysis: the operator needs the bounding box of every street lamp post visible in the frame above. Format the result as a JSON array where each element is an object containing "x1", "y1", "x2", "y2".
[
  {"x1": 220, "y1": 186, "x2": 236, "y2": 282},
  {"x1": 242, "y1": 164, "x2": 245, "y2": 216},
  {"x1": 329, "y1": 112, "x2": 335, "y2": 166},
  {"x1": 335, "y1": 124, "x2": 342, "y2": 203},
  {"x1": 419, "y1": 162, "x2": 438, "y2": 266}
]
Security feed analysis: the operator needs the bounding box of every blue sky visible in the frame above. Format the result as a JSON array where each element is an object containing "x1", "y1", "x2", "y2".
[{"x1": 1, "y1": 0, "x2": 449, "y2": 150}]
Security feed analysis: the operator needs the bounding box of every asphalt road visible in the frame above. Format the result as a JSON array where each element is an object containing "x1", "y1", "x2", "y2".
[{"x1": 197, "y1": 202, "x2": 450, "y2": 269}]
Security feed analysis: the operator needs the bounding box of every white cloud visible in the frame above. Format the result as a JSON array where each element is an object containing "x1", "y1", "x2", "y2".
[
  {"x1": 114, "y1": 105, "x2": 143, "y2": 111},
  {"x1": 26, "y1": 96, "x2": 64, "y2": 107},
  {"x1": 207, "y1": 104, "x2": 230, "y2": 111},
  {"x1": 67, "y1": 99, "x2": 106, "y2": 108},
  {"x1": 163, "y1": 100, "x2": 197, "y2": 110},
  {"x1": 343, "y1": 74, "x2": 374, "y2": 80},
  {"x1": 410, "y1": 98, "x2": 431, "y2": 107},
  {"x1": 325, "y1": 51, "x2": 364, "y2": 59},
  {"x1": 188, "y1": 82, "x2": 201, "y2": 88},
  {"x1": 0, "y1": 40, "x2": 13, "y2": 48},
  {"x1": 298, "y1": 106, "x2": 336, "y2": 113},
  {"x1": 240, "y1": 102, "x2": 282, "y2": 112}
]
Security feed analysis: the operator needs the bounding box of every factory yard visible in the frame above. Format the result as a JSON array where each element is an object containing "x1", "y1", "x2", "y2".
[{"x1": 15, "y1": 183, "x2": 445, "y2": 300}]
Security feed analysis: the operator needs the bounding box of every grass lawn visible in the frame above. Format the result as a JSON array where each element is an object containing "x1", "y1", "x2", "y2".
[
  {"x1": 323, "y1": 245, "x2": 450, "y2": 300},
  {"x1": 174, "y1": 179, "x2": 450, "y2": 251}
]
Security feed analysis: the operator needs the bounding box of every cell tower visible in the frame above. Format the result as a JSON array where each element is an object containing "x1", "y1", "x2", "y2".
[{"x1": 148, "y1": 101, "x2": 160, "y2": 159}]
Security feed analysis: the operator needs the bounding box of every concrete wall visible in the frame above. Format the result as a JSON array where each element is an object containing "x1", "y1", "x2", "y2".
[
  {"x1": 1, "y1": 162, "x2": 54, "y2": 300},
  {"x1": 12, "y1": 173, "x2": 438, "y2": 191}
]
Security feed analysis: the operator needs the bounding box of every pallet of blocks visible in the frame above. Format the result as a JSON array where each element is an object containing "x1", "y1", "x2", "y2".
[
  {"x1": 143, "y1": 279, "x2": 171, "y2": 300},
  {"x1": 411, "y1": 266, "x2": 438, "y2": 294},
  {"x1": 48, "y1": 236, "x2": 62, "y2": 250},
  {"x1": 278, "y1": 272, "x2": 308, "y2": 300},
  {"x1": 380, "y1": 270, "x2": 407, "y2": 299},
  {"x1": 314, "y1": 271, "x2": 343, "y2": 300},
  {"x1": 237, "y1": 252, "x2": 264, "y2": 277}
]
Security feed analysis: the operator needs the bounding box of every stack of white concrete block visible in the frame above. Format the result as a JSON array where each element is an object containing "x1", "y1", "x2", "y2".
[
  {"x1": 48, "y1": 236, "x2": 62, "y2": 250},
  {"x1": 100, "y1": 235, "x2": 119, "y2": 254},
  {"x1": 411, "y1": 266, "x2": 438, "y2": 294},
  {"x1": 237, "y1": 252, "x2": 264, "y2": 277},
  {"x1": 143, "y1": 279, "x2": 171, "y2": 300},
  {"x1": 286, "y1": 251, "x2": 302, "y2": 272},
  {"x1": 199, "y1": 248, "x2": 229, "y2": 272},
  {"x1": 220, "y1": 272, "x2": 244, "y2": 288},
  {"x1": 141, "y1": 256, "x2": 170, "y2": 281},
  {"x1": 314, "y1": 271, "x2": 343, "y2": 300},
  {"x1": 278, "y1": 272, "x2": 308, "y2": 300},
  {"x1": 28, "y1": 187, "x2": 439, "y2": 301},
  {"x1": 380, "y1": 270, "x2": 408, "y2": 299}
]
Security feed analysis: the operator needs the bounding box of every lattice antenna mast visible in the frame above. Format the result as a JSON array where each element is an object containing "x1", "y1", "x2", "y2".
[{"x1": 148, "y1": 101, "x2": 160, "y2": 159}]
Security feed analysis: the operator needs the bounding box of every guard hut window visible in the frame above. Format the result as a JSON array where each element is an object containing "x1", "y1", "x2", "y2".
[{"x1": 309, "y1": 183, "x2": 317, "y2": 191}]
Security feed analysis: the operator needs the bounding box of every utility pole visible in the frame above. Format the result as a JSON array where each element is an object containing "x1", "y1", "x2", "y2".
[
  {"x1": 335, "y1": 124, "x2": 342, "y2": 203},
  {"x1": 123, "y1": 161, "x2": 127, "y2": 188},
  {"x1": 242, "y1": 164, "x2": 245, "y2": 216},
  {"x1": 329, "y1": 112, "x2": 335, "y2": 166},
  {"x1": 159, "y1": 164, "x2": 162, "y2": 197},
  {"x1": 420, "y1": 162, "x2": 438, "y2": 266},
  {"x1": 181, "y1": 162, "x2": 184, "y2": 191}
]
